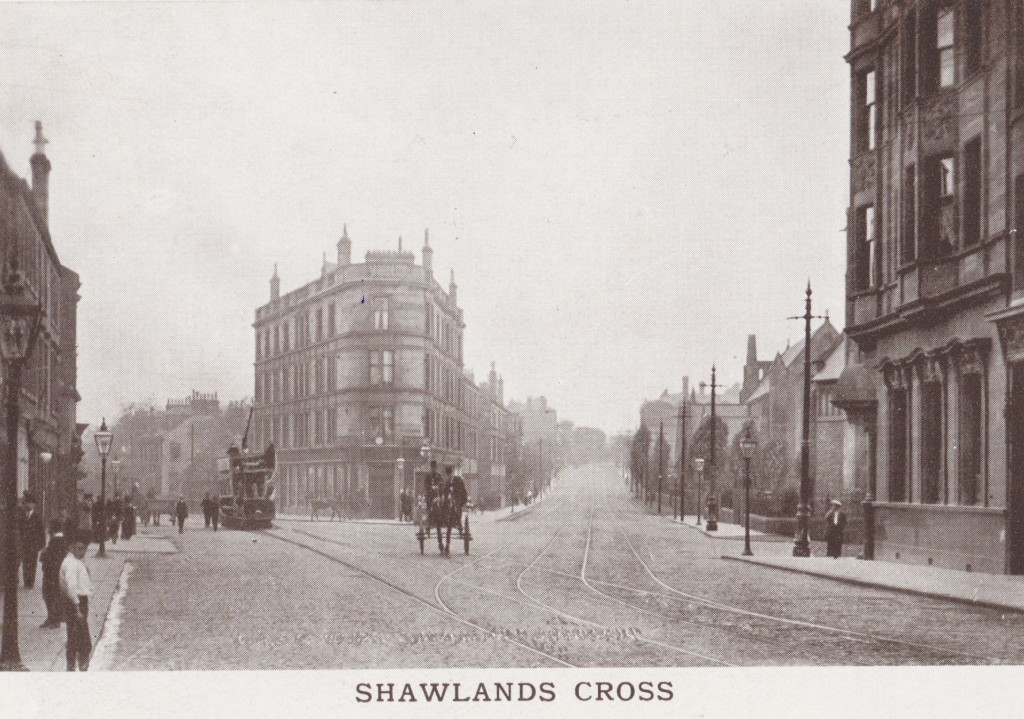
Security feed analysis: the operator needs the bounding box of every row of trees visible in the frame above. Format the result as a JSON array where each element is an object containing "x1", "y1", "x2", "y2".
[{"x1": 630, "y1": 419, "x2": 793, "y2": 516}]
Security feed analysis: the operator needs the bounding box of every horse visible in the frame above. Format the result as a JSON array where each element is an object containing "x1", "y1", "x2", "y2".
[
  {"x1": 429, "y1": 492, "x2": 463, "y2": 555},
  {"x1": 310, "y1": 497, "x2": 344, "y2": 522}
]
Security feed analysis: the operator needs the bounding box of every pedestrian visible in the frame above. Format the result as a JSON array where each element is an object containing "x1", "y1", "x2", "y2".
[
  {"x1": 39, "y1": 531, "x2": 68, "y2": 628},
  {"x1": 18, "y1": 492, "x2": 46, "y2": 589},
  {"x1": 202, "y1": 492, "x2": 213, "y2": 528},
  {"x1": 825, "y1": 499, "x2": 846, "y2": 558},
  {"x1": 175, "y1": 496, "x2": 188, "y2": 533},
  {"x1": 210, "y1": 494, "x2": 220, "y2": 531},
  {"x1": 59, "y1": 537, "x2": 94, "y2": 671},
  {"x1": 121, "y1": 497, "x2": 136, "y2": 540},
  {"x1": 108, "y1": 494, "x2": 122, "y2": 544}
]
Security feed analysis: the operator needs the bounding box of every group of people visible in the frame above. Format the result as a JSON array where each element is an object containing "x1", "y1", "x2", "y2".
[
  {"x1": 8, "y1": 492, "x2": 95, "y2": 671},
  {"x1": 200, "y1": 493, "x2": 220, "y2": 531}
]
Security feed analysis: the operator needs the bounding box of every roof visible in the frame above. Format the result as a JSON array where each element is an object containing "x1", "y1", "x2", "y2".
[
  {"x1": 746, "y1": 376, "x2": 771, "y2": 403},
  {"x1": 813, "y1": 335, "x2": 847, "y2": 383}
]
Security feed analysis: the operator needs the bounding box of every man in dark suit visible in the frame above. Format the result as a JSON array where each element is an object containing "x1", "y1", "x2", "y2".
[
  {"x1": 825, "y1": 499, "x2": 847, "y2": 558},
  {"x1": 175, "y1": 496, "x2": 189, "y2": 534},
  {"x1": 18, "y1": 492, "x2": 46, "y2": 588}
]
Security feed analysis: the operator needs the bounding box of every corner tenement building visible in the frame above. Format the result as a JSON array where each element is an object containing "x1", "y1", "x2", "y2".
[
  {"x1": 253, "y1": 227, "x2": 518, "y2": 518},
  {"x1": 841, "y1": 1, "x2": 1024, "y2": 572}
]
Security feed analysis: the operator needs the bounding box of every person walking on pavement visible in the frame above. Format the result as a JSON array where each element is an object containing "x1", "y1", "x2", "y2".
[
  {"x1": 202, "y1": 493, "x2": 213, "y2": 529},
  {"x1": 108, "y1": 494, "x2": 122, "y2": 545},
  {"x1": 210, "y1": 495, "x2": 220, "y2": 531},
  {"x1": 39, "y1": 531, "x2": 68, "y2": 628},
  {"x1": 18, "y1": 492, "x2": 46, "y2": 589},
  {"x1": 175, "y1": 496, "x2": 189, "y2": 533},
  {"x1": 825, "y1": 499, "x2": 847, "y2": 558},
  {"x1": 60, "y1": 538, "x2": 95, "y2": 671}
]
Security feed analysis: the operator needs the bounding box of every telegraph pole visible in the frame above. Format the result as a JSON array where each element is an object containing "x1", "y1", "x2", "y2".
[
  {"x1": 677, "y1": 397, "x2": 687, "y2": 521},
  {"x1": 657, "y1": 421, "x2": 664, "y2": 514}
]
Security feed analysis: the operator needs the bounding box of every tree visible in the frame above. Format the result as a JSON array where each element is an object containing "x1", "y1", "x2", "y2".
[{"x1": 630, "y1": 425, "x2": 651, "y2": 499}]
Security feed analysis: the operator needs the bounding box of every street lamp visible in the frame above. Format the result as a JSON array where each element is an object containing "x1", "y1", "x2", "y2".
[
  {"x1": 419, "y1": 443, "x2": 430, "y2": 500},
  {"x1": 40, "y1": 450, "x2": 53, "y2": 524},
  {"x1": 739, "y1": 429, "x2": 758, "y2": 557},
  {"x1": 94, "y1": 419, "x2": 113, "y2": 558},
  {"x1": 694, "y1": 458, "x2": 705, "y2": 526},
  {"x1": 0, "y1": 260, "x2": 43, "y2": 671}
]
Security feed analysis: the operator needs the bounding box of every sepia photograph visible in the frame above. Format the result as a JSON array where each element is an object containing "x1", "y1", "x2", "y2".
[{"x1": 0, "y1": 0, "x2": 1020, "y2": 716}]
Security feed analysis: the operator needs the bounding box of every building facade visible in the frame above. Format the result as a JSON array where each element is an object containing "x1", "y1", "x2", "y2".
[
  {"x1": 843, "y1": 0, "x2": 1024, "y2": 572},
  {"x1": 253, "y1": 228, "x2": 516, "y2": 518},
  {"x1": 0, "y1": 123, "x2": 82, "y2": 526}
]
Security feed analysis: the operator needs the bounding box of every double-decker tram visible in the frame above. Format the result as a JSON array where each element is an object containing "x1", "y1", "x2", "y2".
[{"x1": 217, "y1": 409, "x2": 276, "y2": 530}]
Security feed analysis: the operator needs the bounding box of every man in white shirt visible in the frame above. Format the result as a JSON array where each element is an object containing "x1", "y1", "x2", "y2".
[{"x1": 59, "y1": 538, "x2": 95, "y2": 671}]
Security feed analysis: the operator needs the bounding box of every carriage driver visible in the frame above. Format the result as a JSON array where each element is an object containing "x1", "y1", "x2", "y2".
[
  {"x1": 443, "y1": 465, "x2": 468, "y2": 512},
  {"x1": 425, "y1": 460, "x2": 441, "y2": 508}
]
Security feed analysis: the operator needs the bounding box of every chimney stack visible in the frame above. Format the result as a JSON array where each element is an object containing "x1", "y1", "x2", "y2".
[
  {"x1": 337, "y1": 224, "x2": 351, "y2": 266},
  {"x1": 422, "y1": 228, "x2": 433, "y2": 279},
  {"x1": 270, "y1": 263, "x2": 280, "y2": 301},
  {"x1": 30, "y1": 121, "x2": 50, "y2": 222},
  {"x1": 449, "y1": 268, "x2": 457, "y2": 305}
]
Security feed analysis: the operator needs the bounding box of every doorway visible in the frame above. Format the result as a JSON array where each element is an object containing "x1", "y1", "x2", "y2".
[{"x1": 1007, "y1": 362, "x2": 1024, "y2": 573}]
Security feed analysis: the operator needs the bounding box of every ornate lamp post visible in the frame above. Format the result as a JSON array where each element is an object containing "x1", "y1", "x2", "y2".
[
  {"x1": 0, "y1": 260, "x2": 43, "y2": 671},
  {"x1": 739, "y1": 429, "x2": 758, "y2": 557},
  {"x1": 694, "y1": 457, "x2": 705, "y2": 526},
  {"x1": 789, "y1": 281, "x2": 825, "y2": 557},
  {"x1": 94, "y1": 419, "x2": 113, "y2": 558}
]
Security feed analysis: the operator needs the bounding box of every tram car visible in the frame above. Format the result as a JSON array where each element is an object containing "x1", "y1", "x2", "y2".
[{"x1": 216, "y1": 410, "x2": 277, "y2": 530}]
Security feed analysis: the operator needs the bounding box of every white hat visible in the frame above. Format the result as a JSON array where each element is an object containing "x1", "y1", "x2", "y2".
[{"x1": 830, "y1": 499, "x2": 842, "y2": 506}]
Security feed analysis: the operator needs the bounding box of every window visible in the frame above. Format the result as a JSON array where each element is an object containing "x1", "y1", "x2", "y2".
[
  {"x1": 959, "y1": 373, "x2": 982, "y2": 505},
  {"x1": 937, "y1": 8, "x2": 955, "y2": 87},
  {"x1": 923, "y1": 156, "x2": 956, "y2": 257},
  {"x1": 921, "y1": 381, "x2": 942, "y2": 504},
  {"x1": 368, "y1": 406, "x2": 395, "y2": 441},
  {"x1": 854, "y1": 205, "x2": 876, "y2": 291},
  {"x1": 316, "y1": 308, "x2": 323, "y2": 342},
  {"x1": 857, "y1": 70, "x2": 878, "y2": 152},
  {"x1": 963, "y1": 137, "x2": 981, "y2": 246},
  {"x1": 369, "y1": 350, "x2": 395, "y2": 385},
  {"x1": 328, "y1": 303, "x2": 336, "y2": 337},
  {"x1": 889, "y1": 388, "x2": 908, "y2": 502},
  {"x1": 274, "y1": 326, "x2": 280, "y2": 354},
  {"x1": 170, "y1": 442, "x2": 182, "y2": 461},
  {"x1": 282, "y1": 322, "x2": 289, "y2": 352},
  {"x1": 902, "y1": 164, "x2": 917, "y2": 262},
  {"x1": 374, "y1": 298, "x2": 389, "y2": 331}
]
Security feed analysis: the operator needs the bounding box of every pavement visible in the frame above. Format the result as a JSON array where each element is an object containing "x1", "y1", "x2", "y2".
[
  {"x1": 11, "y1": 530, "x2": 176, "y2": 671},
  {"x1": 664, "y1": 512, "x2": 1024, "y2": 614}
]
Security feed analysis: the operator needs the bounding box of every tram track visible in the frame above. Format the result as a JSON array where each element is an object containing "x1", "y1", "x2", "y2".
[
  {"x1": 270, "y1": 465, "x2": 1006, "y2": 666},
  {"x1": 605, "y1": 486, "x2": 1002, "y2": 664},
  {"x1": 264, "y1": 526, "x2": 577, "y2": 667}
]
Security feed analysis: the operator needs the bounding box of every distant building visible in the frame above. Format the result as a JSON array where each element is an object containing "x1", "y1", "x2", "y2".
[
  {"x1": 253, "y1": 227, "x2": 515, "y2": 518},
  {"x1": 97, "y1": 392, "x2": 247, "y2": 500},
  {"x1": 0, "y1": 123, "x2": 82, "y2": 525}
]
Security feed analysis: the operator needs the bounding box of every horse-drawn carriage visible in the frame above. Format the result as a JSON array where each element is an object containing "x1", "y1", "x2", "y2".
[{"x1": 416, "y1": 463, "x2": 472, "y2": 555}]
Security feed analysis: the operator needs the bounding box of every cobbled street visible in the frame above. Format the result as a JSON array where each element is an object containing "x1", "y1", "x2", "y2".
[{"x1": 102, "y1": 464, "x2": 1024, "y2": 669}]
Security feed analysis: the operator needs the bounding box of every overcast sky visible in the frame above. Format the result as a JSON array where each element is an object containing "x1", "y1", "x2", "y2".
[{"x1": 0, "y1": 1, "x2": 850, "y2": 435}]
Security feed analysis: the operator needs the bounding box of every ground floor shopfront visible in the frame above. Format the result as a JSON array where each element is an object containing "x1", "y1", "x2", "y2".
[{"x1": 274, "y1": 442, "x2": 485, "y2": 519}]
